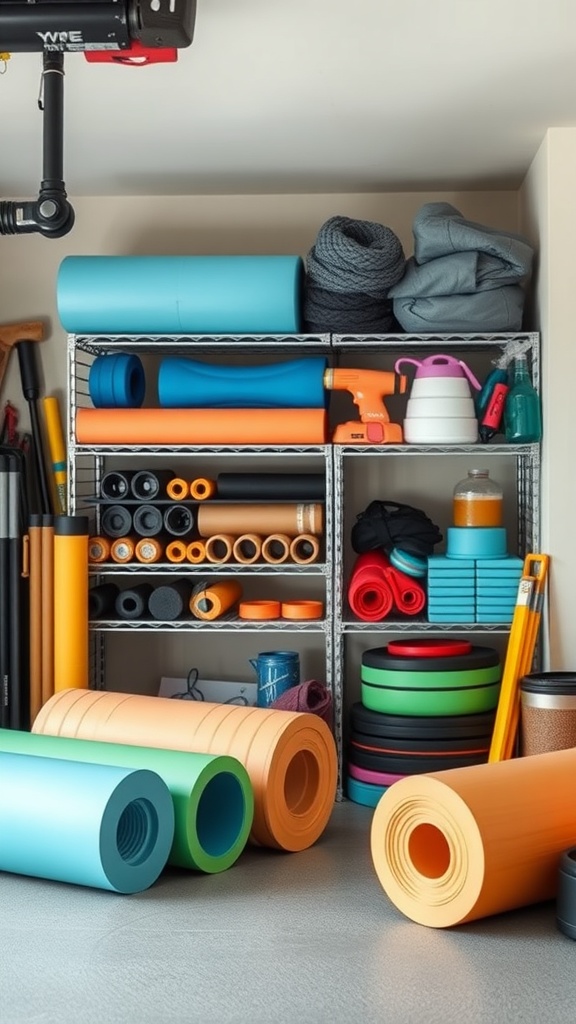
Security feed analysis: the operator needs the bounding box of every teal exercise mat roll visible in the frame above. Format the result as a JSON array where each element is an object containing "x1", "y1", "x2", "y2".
[
  {"x1": 0, "y1": 751, "x2": 174, "y2": 893},
  {"x1": 158, "y1": 357, "x2": 328, "y2": 409},
  {"x1": 57, "y1": 255, "x2": 304, "y2": 335},
  {"x1": 0, "y1": 730, "x2": 253, "y2": 873}
]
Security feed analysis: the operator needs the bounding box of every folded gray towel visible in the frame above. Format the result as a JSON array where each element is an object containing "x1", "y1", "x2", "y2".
[
  {"x1": 393, "y1": 286, "x2": 526, "y2": 334},
  {"x1": 411, "y1": 202, "x2": 533, "y2": 279},
  {"x1": 390, "y1": 251, "x2": 530, "y2": 299}
]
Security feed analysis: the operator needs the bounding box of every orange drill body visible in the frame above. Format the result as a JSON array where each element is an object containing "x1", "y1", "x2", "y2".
[{"x1": 324, "y1": 368, "x2": 407, "y2": 444}]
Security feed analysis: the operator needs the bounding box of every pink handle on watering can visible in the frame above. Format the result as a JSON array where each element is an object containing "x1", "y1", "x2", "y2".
[{"x1": 394, "y1": 354, "x2": 482, "y2": 390}]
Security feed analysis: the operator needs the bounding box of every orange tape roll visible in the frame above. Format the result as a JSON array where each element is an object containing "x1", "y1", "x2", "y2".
[
  {"x1": 109, "y1": 536, "x2": 136, "y2": 564},
  {"x1": 204, "y1": 534, "x2": 234, "y2": 563},
  {"x1": 261, "y1": 534, "x2": 291, "y2": 564},
  {"x1": 166, "y1": 477, "x2": 190, "y2": 501},
  {"x1": 197, "y1": 503, "x2": 323, "y2": 538},
  {"x1": 186, "y1": 540, "x2": 206, "y2": 564},
  {"x1": 290, "y1": 534, "x2": 320, "y2": 565},
  {"x1": 135, "y1": 538, "x2": 163, "y2": 564},
  {"x1": 166, "y1": 540, "x2": 188, "y2": 563},
  {"x1": 190, "y1": 477, "x2": 216, "y2": 500},
  {"x1": 232, "y1": 534, "x2": 262, "y2": 564},
  {"x1": 53, "y1": 518, "x2": 89, "y2": 692},
  {"x1": 76, "y1": 408, "x2": 328, "y2": 445},
  {"x1": 238, "y1": 600, "x2": 281, "y2": 620},
  {"x1": 88, "y1": 536, "x2": 111, "y2": 563},
  {"x1": 370, "y1": 748, "x2": 576, "y2": 928},
  {"x1": 189, "y1": 580, "x2": 243, "y2": 621},
  {"x1": 281, "y1": 600, "x2": 324, "y2": 620},
  {"x1": 33, "y1": 689, "x2": 338, "y2": 851}
]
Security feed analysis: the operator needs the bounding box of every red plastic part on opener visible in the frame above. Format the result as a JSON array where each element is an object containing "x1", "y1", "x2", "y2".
[
  {"x1": 387, "y1": 639, "x2": 473, "y2": 659},
  {"x1": 85, "y1": 43, "x2": 178, "y2": 65}
]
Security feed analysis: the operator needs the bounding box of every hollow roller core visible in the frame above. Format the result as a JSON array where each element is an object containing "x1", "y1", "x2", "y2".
[
  {"x1": 190, "y1": 477, "x2": 216, "y2": 500},
  {"x1": 2, "y1": 729, "x2": 253, "y2": 874},
  {"x1": 290, "y1": 534, "x2": 320, "y2": 564},
  {"x1": 370, "y1": 746, "x2": 576, "y2": 928},
  {"x1": 233, "y1": 534, "x2": 262, "y2": 564},
  {"x1": 0, "y1": 750, "x2": 174, "y2": 893},
  {"x1": 204, "y1": 534, "x2": 234, "y2": 563},
  {"x1": 33, "y1": 689, "x2": 338, "y2": 852},
  {"x1": 261, "y1": 534, "x2": 291, "y2": 564}
]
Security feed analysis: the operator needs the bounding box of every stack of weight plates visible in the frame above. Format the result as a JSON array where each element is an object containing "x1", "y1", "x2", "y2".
[{"x1": 346, "y1": 638, "x2": 500, "y2": 808}]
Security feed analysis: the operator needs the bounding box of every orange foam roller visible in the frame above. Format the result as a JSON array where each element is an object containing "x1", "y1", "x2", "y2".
[
  {"x1": 370, "y1": 747, "x2": 576, "y2": 928},
  {"x1": 204, "y1": 534, "x2": 235, "y2": 563},
  {"x1": 135, "y1": 538, "x2": 163, "y2": 563},
  {"x1": 33, "y1": 688, "x2": 337, "y2": 851},
  {"x1": 197, "y1": 503, "x2": 323, "y2": 538},
  {"x1": 53, "y1": 518, "x2": 89, "y2": 693},
  {"x1": 88, "y1": 536, "x2": 111, "y2": 563},
  {"x1": 109, "y1": 536, "x2": 136, "y2": 563},
  {"x1": 186, "y1": 540, "x2": 206, "y2": 563},
  {"x1": 190, "y1": 477, "x2": 217, "y2": 500},
  {"x1": 76, "y1": 408, "x2": 328, "y2": 445},
  {"x1": 166, "y1": 478, "x2": 189, "y2": 501},
  {"x1": 189, "y1": 580, "x2": 243, "y2": 620},
  {"x1": 166, "y1": 540, "x2": 188, "y2": 563}
]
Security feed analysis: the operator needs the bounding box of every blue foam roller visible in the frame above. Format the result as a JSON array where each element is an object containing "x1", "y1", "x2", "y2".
[
  {"x1": 158, "y1": 357, "x2": 328, "y2": 409},
  {"x1": 89, "y1": 353, "x2": 146, "y2": 408},
  {"x1": 57, "y1": 255, "x2": 304, "y2": 335},
  {"x1": 346, "y1": 775, "x2": 388, "y2": 808},
  {"x1": 0, "y1": 752, "x2": 174, "y2": 893}
]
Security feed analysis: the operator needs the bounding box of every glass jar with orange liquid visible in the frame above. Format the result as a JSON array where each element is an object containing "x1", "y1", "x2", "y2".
[{"x1": 452, "y1": 469, "x2": 503, "y2": 527}]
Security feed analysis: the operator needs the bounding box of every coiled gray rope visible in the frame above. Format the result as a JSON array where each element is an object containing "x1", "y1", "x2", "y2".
[{"x1": 303, "y1": 215, "x2": 407, "y2": 333}]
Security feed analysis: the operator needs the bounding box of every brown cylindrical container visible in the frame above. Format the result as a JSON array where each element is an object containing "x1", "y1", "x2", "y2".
[
  {"x1": 197, "y1": 503, "x2": 324, "y2": 538},
  {"x1": 520, "y1": 673, "x2": 576, "y2": 756}
]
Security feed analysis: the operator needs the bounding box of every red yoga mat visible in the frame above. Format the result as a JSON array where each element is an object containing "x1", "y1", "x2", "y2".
[{"x1": 348, "y1": 551, "x2": 426, "y2": 621}]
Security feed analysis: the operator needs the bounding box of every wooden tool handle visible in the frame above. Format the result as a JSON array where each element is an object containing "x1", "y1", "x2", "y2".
[{"x1": 0, "y1": 321, "x2": 45, "y2": 393}]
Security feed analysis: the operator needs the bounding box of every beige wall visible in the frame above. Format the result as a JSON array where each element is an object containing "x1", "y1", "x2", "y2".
[
  {"x1": 520, "y1": 128, "x2": 576, "y2": 669},
  {"x1": 0, "y1": 189, "x2": 519, "y2": 422}
]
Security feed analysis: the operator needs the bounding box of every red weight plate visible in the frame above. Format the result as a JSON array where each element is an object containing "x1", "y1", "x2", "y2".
[{"x1": 387, "y1": 638, "x2": 473, "y2": 659}]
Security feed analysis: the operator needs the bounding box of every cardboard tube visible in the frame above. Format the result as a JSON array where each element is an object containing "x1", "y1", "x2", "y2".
[
  {"x1": 40, "y1": 515, "x2": 54, "y2": 706},
  {"x1": 28, "y1": 517, "x2": 43, "y2": 723},
  {"x1": 197, "y1": 503, "x2": 323, "y2": 538},
  {"x1": 290, "y1": 534, "x2": 320, "y2": 564},
  {"x1": 0, "y1": 728, "x2": 253, "y2": 874},
  {"x1": 88, "y1": 536, "x2": 111, "y2": 563},
  {"x1": 261, "y1": 534, "x2": 291, "y2": 564},
  {"x1": 32, "y1": 689, "x2": 338, "y2": 852},
  {"x1": 190, "y1": 581, "x2": 243, "y2": 621},
  {"x1": 204, "y1": 534, "x2": 235, "y2": 563},
  {"x1": 76, "y1": 408, "x2": 328, "y2": 445},
  {"x1": 135, "y1": 538, "x2": 163, "y2": 564},
  {"x1": 53, "y1": 517, "x2": 89, "y2": 692},
  {"x1": 370, "y1": 747, "x2": 576, "y2": 928},
  {"x1": 190, "y1": 477, "x2": 216, "y2": 500},
  {"x1": 166, "y1": 477, "x2": 189, "y2": 501},
  {"x1": 186, "y1": 540, "x2": 206, "y2": 564},
  {"x1": 166, "y1": 540, "x2": 188, "y2": 563},
  {"x1": 232, "y1": 534, "x2": 262, "y2": 564},
  {"x1": 110, "y1": 536, "x2": 136, "y2": 564}
]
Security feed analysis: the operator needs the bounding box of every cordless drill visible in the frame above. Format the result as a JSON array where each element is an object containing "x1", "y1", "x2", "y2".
[{"x1": 324, "y1": 367, "x2": 407, "y2": 443}]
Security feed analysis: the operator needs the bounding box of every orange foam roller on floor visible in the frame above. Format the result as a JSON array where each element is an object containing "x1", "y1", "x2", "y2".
[
  {"x1": 370, "y1": 747, "x2": 576, "y2": 928},
  {"x1": 33, "y1": 688, "x2": 338, "y2": 852}
]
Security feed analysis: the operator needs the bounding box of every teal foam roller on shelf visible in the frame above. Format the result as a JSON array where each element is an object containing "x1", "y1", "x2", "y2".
[
  {"x1": 446, "y1": 527, "x2": 507, "y2": 559},
  {"x1": 0, "y1": 751, "x2": 174, "y2": 893},
  {"x1": 57, "y1": 255, "x2": 304, "y2": 335},
  {"x1": 158, "y1": 356, "x2": 328, "y2": 409},
  {"x1": 0, "y1": 729, "x2": 253, "y2": 874}
]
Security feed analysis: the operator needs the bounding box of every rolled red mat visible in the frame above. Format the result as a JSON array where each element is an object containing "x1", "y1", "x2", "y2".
[
  {"x1": 32, "y1": 689, "x2": 338, "y2": 852},
  {"x1": 347, "y1": 551, "x2": 394, "y2": 621}
]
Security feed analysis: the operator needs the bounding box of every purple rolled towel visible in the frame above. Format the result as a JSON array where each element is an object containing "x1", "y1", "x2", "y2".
[{"x1": 271, "y1": 679, "x2": 333, "y2": 728}]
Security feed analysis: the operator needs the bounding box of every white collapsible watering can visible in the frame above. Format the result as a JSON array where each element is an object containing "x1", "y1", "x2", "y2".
[{"x1": 394, "y1": 354, "x2": 482, "y2": 444}]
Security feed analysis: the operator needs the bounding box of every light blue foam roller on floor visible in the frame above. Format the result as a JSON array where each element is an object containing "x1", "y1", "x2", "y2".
[
  {"x1": 158, "y1": 356, "x2": 328, "y2": 409},
  {"x1": 346, "y1": 776, "x2": 388, "y2": 808},
  {"x1": 57, "y1": 255, "x2": 304, "y2": 335},
  {"x1": 0, "y1": 752, "x2": 174, "y2": 893}
]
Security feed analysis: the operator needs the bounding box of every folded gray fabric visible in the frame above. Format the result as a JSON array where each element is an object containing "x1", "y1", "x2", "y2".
[
  {"x1": 393, "y1": 286, "x2": 526, "y2": 334},
  {"x1": 390, "y1": 251, "x2": 529, "y2": 300},
  {"x1": 411, "y1": 202, "x2": 533, "y2": 279}
]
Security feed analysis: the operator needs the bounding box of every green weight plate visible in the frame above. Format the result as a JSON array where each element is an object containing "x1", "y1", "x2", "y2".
[
  {"x1": 360, "y1": 663, "x2": 501, "y2": 690},
  {"x1": 360, "y1": 680, "x2": 501, "y2": 717}
]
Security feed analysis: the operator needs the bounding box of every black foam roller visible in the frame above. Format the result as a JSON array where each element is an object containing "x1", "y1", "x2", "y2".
[
  {"x1": 88, "y1": 583, "x2": 120, "y2": 619},
  {"x1": 100, "y1": 504, "x2": 132, "y2": 538},
  {"x1": 216, "y1": 473, "x2": 325, "y2": 500},
  {"x1": 148, "y1": 580, "x2": 193, "y2": 621},
  {"x1": 100, "y1": 471, "x2": 136, "y2": 501},
  {"x1": 115, "y1": 584, "x2": 154, "y2": 621},
  {"x1": 131, "y1": 470, "x2": 176, "y2": 500},
  {"x1": 132, "y1": 504, "x2": 164, "y2": 537},
  {"x1": 163, "y1": 503, "x2": 195, "y2": 537}
]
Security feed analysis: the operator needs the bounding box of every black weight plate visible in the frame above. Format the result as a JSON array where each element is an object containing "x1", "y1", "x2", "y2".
[
  {"x1": 348, "y1": 745, "x2": 488, "y2": 774},
  {"x1": 350, "y1": 729, "x2": 491, "y2": 755},
  {"x1": 350, "y1": 703, "x2": 496, "y2": 740}
]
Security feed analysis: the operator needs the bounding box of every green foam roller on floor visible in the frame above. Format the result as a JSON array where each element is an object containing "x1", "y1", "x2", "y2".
[
  {"x1": 360, "y1": 664, "x2": 501, "y2": 690},
  {"x1": 0, "y1": 729, "x2": 253, "y2": 874}
]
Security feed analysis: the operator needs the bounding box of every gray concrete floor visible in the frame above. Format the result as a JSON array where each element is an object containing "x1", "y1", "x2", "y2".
[{"x1": 0, "y1": 800, "x2": 575, "y2": 1024}]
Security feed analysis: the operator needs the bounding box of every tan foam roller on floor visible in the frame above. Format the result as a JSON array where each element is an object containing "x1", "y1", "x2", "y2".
[
  {"x1": 370, "y1": 747, "x2": 576, "y2": 928},
  {"x1": 76, "y1": 408, "x2": 328, "y2": 445},
  {"x1": 33, "y1": 689, "x2": 337, "y2": 852},
  {"x1": 197, "y1": 503, "x2": 323, "y2": 538}
]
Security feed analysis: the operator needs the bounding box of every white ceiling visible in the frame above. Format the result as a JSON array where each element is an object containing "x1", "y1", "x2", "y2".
[{"x1": 2, "y1": 0, "x2": 576, "y2": 197}]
